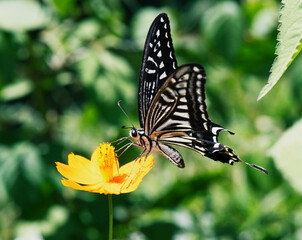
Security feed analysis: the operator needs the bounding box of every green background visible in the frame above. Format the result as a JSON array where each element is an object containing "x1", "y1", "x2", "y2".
[{"x1": 1, "y1": 0, "x2": 302, "y2": 239}]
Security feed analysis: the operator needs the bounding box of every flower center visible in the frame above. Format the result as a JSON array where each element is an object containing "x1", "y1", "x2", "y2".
[{"x1": 96, "y1": 144, "x2": 118, "y2": 182}]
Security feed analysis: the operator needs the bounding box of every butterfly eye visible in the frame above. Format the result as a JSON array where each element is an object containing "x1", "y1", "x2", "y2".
[{"x1": 130, "y1": 128, "x2": 138, "y2": 138}]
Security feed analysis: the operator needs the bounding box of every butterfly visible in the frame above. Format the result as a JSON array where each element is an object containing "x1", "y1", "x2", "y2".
[{"x1": 125, "y1": 13, "x2": 267, "y2": 174}]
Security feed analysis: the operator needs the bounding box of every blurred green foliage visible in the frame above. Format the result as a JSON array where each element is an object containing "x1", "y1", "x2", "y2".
[{"x1": 0, "y1": 0, "x2": 302, "y2": 239}]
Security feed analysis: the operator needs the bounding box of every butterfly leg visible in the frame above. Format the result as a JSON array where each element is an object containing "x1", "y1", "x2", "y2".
[
  {"x1": 111, "y1": 136, "x2": 131, "y2": 145},
  {"x1": 115, "y1": 142, "x2": 135, "y2": 157}
]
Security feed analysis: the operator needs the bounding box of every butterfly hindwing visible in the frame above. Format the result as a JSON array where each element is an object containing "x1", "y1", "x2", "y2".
[
  {"x1": 138, "y1": 13, "x2": 177, "y2": 128},
  {"x1": 145, "y1": 64, "x2": 238, "y2": 164}
]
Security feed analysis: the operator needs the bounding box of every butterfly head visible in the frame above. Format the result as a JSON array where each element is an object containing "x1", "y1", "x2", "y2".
[
  {"x1": 129, "y1": 127, "x2": 145, "y2": 142},
  {"x1": 130, "y1": 128, "x2": 138, "y2": 138}
]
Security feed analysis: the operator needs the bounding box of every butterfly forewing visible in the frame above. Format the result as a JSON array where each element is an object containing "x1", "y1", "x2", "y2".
[{"x1": 138, "y1": 13, "x2": 177, "y2": 128}]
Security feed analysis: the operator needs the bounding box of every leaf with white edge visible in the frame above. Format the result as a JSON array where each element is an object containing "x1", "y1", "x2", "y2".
[
  {"x1": 0, "y1": 0, "x2": 49, "y2": 32},
  {"x1": 269, "y1": 119, "x2": 302, "y2": 195},
  {"x1": 258, "y1": 0, "x2": 302, "y2": 100}
]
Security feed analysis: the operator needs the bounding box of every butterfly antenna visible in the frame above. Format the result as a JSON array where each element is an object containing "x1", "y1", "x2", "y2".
[{"x1": 117, "y1": 100, "x2": 135, "y2": 128}]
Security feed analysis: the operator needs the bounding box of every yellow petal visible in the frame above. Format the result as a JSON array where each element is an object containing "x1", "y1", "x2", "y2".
[
  {"x1": 61, "y1": 179, "x2": 90, "y2": 191},
  {"x1": 56, "y1": 153, "x2": 102, "y2": 184},
  {"x1": 119, "y1": 155, "x2": 154, "y2": 193},
  {"x1": 103, "y1": 182, "x2": 124, "y2": 195},
  {"x1": 119, "y1": 155, "x2": 154, "y2": 176},
  {"x1": 61, "y1": 179, "x2": 125, "y2": 195},
  {"x1": 62, "y1": 179, "x2": 105, "y2": 193}
]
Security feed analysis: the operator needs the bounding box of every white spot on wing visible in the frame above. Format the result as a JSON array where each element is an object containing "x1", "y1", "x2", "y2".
[
  {"x1": 176, "y1": 81, "x2": 187, "y2": 88},
  {"x1": 196, "y1": 80, "x2": 202, "y2": 87},
  {"x1": 157, "y1": 50, "x2": 162, "y2": 57},
  {"x1": 213, "y1": 143, "x2": 220, "y2": 148},
  {"x1": 212, "y1": 126, "x2": 223, "y2": 135},
  {"x1": 197, "y1": 74, "x2": 202, "y2": 80},
  {"x1": 151, "y1": 80, "x2": 155, "y2": 90},
  {"x1": 201, "y1": 113, "x2": 207, "y2": 121},
  {"x1": 181, "y1": 74, "x2": 190, "y2": 81},
  {"x1": 159, "y1": 62, "x2": 164, "y2": 68},
  {"x1": 146, "y1": 68, "x2": 156, "y2": 74},
  {"x1": 156, "y1": 30, "x2": 160, "y2": 37},
  {"x1": 159, "y1": 72, "x2": 167, "y2": 80},
  {"x1": 170, "y1": 78, "x2": 176, "y2": 84},
  {"x1": 160, "y1": 17, "x2": 164, "y2": 22},
  {"x1": 179, "y1": 97, "x2": 186, "y2": 103},
  {"x1": 193, "y1": 66, "x2": 200, "y2": 72},
  {"x1": 154, "y1": 41, "x2": 161, "y2": 51},
  {"x1": 173, "y1": 111, "x2": 189, "y2": 119},
  {"x1": 149, "y1": 43, "x2": 153, "y2": 48},
  {"x1": 178, "y1": 89, "x2": 186, "y2": 96},
  {"x1": 177, "y1": 105, "x2": 188, "y2": 110},
  {"x1": 173, "y1": 62, "x2": 176, "y2": 69},
  {"x1": 147, "y1": 56, "x2": 157, "y2": 66}
]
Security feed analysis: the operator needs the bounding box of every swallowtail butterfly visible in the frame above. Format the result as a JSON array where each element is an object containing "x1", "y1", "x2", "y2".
[{"x1": 127, "y1": 13, "x2": 267, "y2": 174}]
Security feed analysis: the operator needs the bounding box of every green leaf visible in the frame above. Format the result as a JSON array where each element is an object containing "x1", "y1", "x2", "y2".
[
  {"x1": 96, "y1": 51, "x2": 135, "y2": 104},
  {"x1": 0, "y1": 0, "x2": 50, "y2": 32},
  {"x1": 51, "y1": 0, "x2": 75, "y2": 17},
  {"x1": 258, "y1": 0, "x2": 302, "y2": 100},
  {"x1": 269, "y1": 119, "x2": 302, "y2": 195},
  {"x1": 0, "y1": 142, "x2": 44, "y2": 190},
  {"x1": 0, "y1": 78, "x2": 33, "y2": 101}
]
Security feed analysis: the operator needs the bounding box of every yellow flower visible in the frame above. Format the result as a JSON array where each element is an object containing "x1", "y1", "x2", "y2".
[{"x1": 56, "y1": 143, "x2": 154, "y2": 195}]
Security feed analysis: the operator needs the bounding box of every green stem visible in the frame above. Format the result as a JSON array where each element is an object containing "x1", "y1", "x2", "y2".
[{"x1": 108, "y1": 194, "x2": 113, "y2": 240}]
